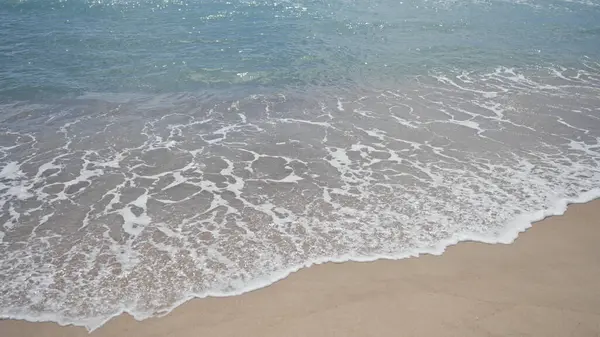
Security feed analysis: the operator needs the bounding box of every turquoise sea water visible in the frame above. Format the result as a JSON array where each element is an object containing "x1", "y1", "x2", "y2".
[
  {"x1": 1, "y1": 0, "x2": 599, "y2": 97},
  {"x1": 1, "y1": 0, "x2": 600, "y2": 330}
]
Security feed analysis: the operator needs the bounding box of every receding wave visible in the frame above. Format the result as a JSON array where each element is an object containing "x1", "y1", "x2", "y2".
[{"x1": 1, "y1": 62, "x2": 600, "y2": 330}]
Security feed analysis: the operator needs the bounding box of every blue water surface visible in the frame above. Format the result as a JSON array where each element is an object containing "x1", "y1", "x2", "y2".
[{"x1": 1, "y1": 0, "x2": 599, "y2": 99}]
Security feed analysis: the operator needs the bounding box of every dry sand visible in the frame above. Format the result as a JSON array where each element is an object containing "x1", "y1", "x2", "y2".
[{"x1": 1, "y1": 200, "x2": 600, "y2": 337}]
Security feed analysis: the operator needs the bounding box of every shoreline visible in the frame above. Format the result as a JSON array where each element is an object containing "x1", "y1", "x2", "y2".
[{"x1": 2, "y1": 198, "x2": 600, "y2": 336}]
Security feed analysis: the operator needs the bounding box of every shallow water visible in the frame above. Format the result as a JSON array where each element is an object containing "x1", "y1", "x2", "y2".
[{"x1": 1, "y1": 0, "x2": 600, "y2": 330}]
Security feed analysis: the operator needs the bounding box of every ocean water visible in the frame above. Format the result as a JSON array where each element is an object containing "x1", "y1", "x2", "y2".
[{"x1": 1, "y1": 0, "x2": 600, "y2": 330}]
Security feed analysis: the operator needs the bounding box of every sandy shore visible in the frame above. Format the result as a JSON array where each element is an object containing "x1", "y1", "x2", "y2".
[{"x1": 2, "y1": 200, "x2": 600, "y2": 337}]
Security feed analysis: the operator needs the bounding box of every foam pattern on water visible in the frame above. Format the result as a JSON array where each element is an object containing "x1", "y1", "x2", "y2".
[{"x1": 1, "y1": 63, "x2": 600, "y2": 329}]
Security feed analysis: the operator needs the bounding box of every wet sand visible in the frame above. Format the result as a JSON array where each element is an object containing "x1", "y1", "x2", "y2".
[{"x1": 1, "y1": 199, "x2": 599, "y2": 337}]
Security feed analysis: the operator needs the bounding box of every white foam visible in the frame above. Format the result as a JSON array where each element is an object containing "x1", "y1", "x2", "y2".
[
  {"x1": 0, "y1": 162, "x2": 23, "y2": 180},
  {"x1": 433, "y1": 74, "x2": 499, "y2": 98},
  {"x1": 2, "y1": 62, "x2": 600, "y2": 333},
  {"x1": 5, "y1": 189, "x2": 597, "y2": 332},
  {"x1": 6, "y1": 185, "x2": 33, "y2": 200},
  {"x1": 337, "y1": 98, "x2": 345, "y2": 111}
]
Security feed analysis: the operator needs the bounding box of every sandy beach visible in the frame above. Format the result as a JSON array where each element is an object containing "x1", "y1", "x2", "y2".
[
  {"x1": 1, "y1": 199, "x2": 599, "y2": 337},
  {"x1": 2, "y1": 0, "x2": 599, "y2": 335}
]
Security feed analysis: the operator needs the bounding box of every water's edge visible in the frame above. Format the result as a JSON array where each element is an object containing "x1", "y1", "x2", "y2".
[{"x1": 3, "y1": 188, "x2": 599, "y2": 332}]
